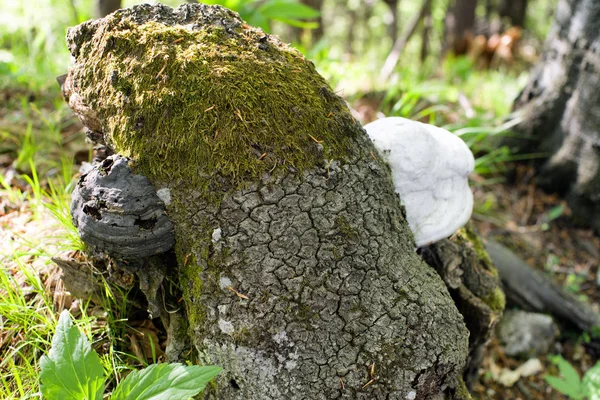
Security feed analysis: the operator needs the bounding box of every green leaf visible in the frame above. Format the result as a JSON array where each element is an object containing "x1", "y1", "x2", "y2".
[
  {"x1": 258, "y1": 0, "x2": 320, "y2": 20},
  {"x1": 245, "y1": 11, "x2": 271, "y2": 32},
  {"x1": 544, "y1": 376, "x2": 584, "y2": 399},
  {"x1": 40, "y1": 310, "x2": 105, "y2": 400},
  {"x1": 274, "y1": 17, "x2": 319, "y2": 29},
  {"x1": 553, "y1": 355, "x2": 582, "y2": 387},
  {"x1": 110, "y1": 363, "x2": 222, "y2": 400},
  {"x1": 546, "y1": 204, "x2": 565, "y2": 222},
  {"x1": 583, "y1": 362, "x2": 600, "y2": 400}
]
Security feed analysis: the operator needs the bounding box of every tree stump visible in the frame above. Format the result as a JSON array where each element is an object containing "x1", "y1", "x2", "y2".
[
  {"x1": 420, "y1": 224, "x2": 505, "y2": 389},
  {"x1": 62, "y1": 4, "x2": 471, "y2": 398}
]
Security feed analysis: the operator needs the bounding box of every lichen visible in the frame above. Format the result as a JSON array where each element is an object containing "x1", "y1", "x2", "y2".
[{"x1": 68, "y1": 10, "x2": 358, "y2": 197}]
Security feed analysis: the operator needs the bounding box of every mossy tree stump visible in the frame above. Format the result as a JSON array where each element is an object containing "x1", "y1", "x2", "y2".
[{"x1": 63, "y1": 4, "x2": 470, "y2": 399}]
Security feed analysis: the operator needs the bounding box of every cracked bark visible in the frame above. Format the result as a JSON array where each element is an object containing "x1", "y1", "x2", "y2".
[
  {"x1": 60, "y1": 4, "x2": 471, "y2": 399},
  {"x1": 420, "y1": 225, "x2": 505, "y2": 389},
  {"x1": 179, "y1": 141, "x2": 469, "y2": 399}
]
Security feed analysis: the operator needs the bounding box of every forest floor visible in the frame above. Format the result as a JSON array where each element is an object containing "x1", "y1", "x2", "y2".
[
  {"x1": 469, "y1": 167, "x2": 600, "y2": 399},
  {"x1": 1, "y1": 86, "x2": 599, "y2": 399}
]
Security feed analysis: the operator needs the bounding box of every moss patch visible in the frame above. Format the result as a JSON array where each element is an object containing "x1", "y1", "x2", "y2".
[
  {"x1": 455, "y1": 224, "x2": 505, "y2": 313},
  {"x1": 457, "y1": 225, "x2": 497, "y2": 276},
  {"x1": 482, "y1": 286, "x2": 506, "y2": 314},
  {"x1": 68, "y1": 8, "x2": 358, "y2": 196},
  {"x1": 179, "y1": 251, "x2": 207, "y2": 330}
]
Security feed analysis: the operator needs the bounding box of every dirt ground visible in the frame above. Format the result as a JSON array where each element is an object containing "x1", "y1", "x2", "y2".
[{"x1": 470, "y1": 164, "x2": 600, "y2": 399}]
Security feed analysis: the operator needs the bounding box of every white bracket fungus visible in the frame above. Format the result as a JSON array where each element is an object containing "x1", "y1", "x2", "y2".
[{"x1": 364, "y1": 117, "x2": 475, "y2": 246}]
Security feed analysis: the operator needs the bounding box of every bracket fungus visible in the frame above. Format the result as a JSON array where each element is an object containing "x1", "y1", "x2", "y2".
[
  {"x1": 364, "y1": 117, "x2": 475, "y2": 246},
  {"x1": 71, "y1": 155, "x2": 175, "y2": 258}
]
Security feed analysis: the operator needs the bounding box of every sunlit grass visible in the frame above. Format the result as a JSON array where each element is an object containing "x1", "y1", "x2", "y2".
[
  {"x1": 0, "y1": 137, "x2": 138, "y2": 397},
  {"x1": 0, "y1": 85, "x2": 129, "y2": 398}
]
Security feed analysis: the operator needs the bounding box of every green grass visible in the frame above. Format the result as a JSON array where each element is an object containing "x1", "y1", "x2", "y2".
[{"x1": 0, "y1": 120, "x2": 139, "y2": 397}]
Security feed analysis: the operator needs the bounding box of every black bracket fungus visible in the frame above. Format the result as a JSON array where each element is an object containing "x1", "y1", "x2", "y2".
[{"x1": 71, "y1": 155, "x2": 175, "y2": 258}]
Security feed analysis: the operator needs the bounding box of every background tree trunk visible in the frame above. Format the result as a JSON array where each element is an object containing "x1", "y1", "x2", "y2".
[
  {"x1": 445, "y1": 0, "x2": 478, "y2": 55},
  {"x1": 96, "y1": 0, "x2": 121, "y2": 18},
  {"x1": 499, "y1": 0, "x2": 528, "y2": 27},
  {"x1": 62, "y1": 4, "x2": 473, "y2": 399},
  {"x1": 507, "y1": 0, "x2": 600, "y2": 231},
  {"x1": 383, "y1": 0, "x2": 400, "y2": 46},
  {"x1": 303, "y1": 0, "x2": 325, "y2": 42}
]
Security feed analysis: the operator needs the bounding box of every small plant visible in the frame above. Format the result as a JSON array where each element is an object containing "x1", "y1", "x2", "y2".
[
  {"x1": 40, "y1": 310, "x2": 221, "y2": 400},
  {"x1": 544, "y1": 355, "x2": 600, "y2": 399}
]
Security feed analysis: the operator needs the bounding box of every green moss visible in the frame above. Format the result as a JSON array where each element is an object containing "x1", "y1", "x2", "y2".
[
  {"x1": 457, "y1": 225, "x2": 497, "y2": 276},
  {"x1": 453, "y1": 377, "x2": 472, "y2": 400},
  {"x1": 297, "y1": 303, "x2": 312, "y2": 319},
  {"x1": 335, "y1": 216, "x2": 357, "y2": 240},
  {"x1": 455, "y1": 225, "x2": 505, "y2": 313},
  {"x1": 482, "y1": 286, "x2": 506, "y2": 314},
  {"x1": 179, "y1": 252, "x2": 207, "y2": 329},
  {"x1": 71, "y1": 13, "x2": 359, "y2": 197},
  {"x1": 232, "y1": 326, "x2": 251, "y2": 344}
]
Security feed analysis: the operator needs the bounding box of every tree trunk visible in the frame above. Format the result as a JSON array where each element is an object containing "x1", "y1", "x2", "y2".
[
  {"x1": 445, "y1": 0, "x2": 478, "y2": 55},
  {"x1": 420, "y1": 224, "x2": 505, "y2": 389},
  {"x1": 62, "y1": 4, "x2": 472, "y2": 399},
  {"x1": 96, "y1": 0, "x2": 121, "y2": 18},
  {"x1": 499, "y1": 0, "x2": 528, "y2": 27},
  {"x1": 383, "y1": 0, "x2": 400, "y2": 46},
  {"x1": 508, "y1": 0, "x2": 600, "y2": 231}
]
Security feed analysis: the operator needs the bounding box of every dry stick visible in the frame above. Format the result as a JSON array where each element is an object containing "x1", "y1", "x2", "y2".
[
  {"x1": 486, "y1": 239, "x2": 600, "y2": 332},
  {"x1": 379, "y1": 0, "x2": 432, "y2": 83}
]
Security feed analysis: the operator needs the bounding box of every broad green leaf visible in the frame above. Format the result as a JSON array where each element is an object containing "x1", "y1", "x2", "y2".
[
  {"x1": 200, "y1": 0, "x2": 243, "y2": 9},
  {"x1": 583, "y1": 362, "x2": 600, "y2": 400},
  {"x1": 274, "y1": 17, "x2": 319, "y2": 29},
  {"x1": 245, "y1": 12, "x2": 271, "y2": 32},
  {"x1": 40, "y1": 310, "x2": 105, "y2": 400},
  {"x1": 544, "y1": 376, "x2": 584, "y2": 399},
  {"x1": 110, "y1": 363, "x2": 222, "y2": 400},
  {"x1": 553, "y1": 355, "x2": 582, "y2": 387},
  {"x1": 258, "y1": 0, "x2": 320, "y2": 20}
]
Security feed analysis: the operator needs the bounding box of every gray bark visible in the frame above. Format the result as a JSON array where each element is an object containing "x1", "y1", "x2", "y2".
[
  {"x1": 183, "y1": 146, "x2": 468, "y2": 399},
  {"x1": 61, "y1": 4, "x2": 471, "y2": 399},
  {"x1": 420, "y1": 225, "x2": 505, "y2": 389},
  {"x1": 507, "y1": 0, "x2": 600, "y2": 231}
]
